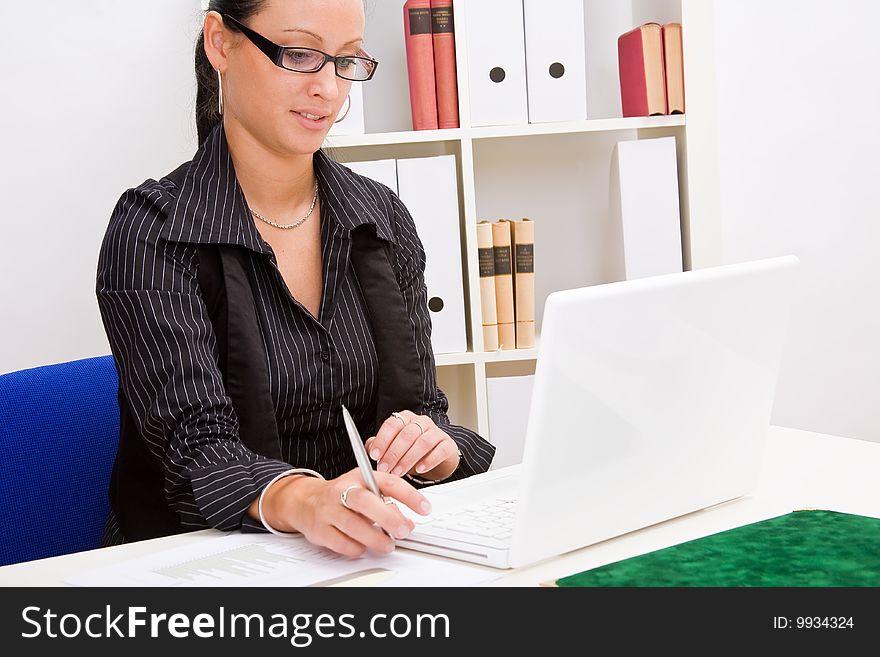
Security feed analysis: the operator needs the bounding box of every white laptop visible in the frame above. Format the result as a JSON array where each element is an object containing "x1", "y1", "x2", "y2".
[{"x1": 398, "y1": 256, "x2": 799, "y2": 569}]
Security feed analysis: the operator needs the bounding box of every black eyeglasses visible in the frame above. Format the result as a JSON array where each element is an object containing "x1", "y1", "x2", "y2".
[{"x1": 221, "y1": 14, "x2": 378, "y2": 82}]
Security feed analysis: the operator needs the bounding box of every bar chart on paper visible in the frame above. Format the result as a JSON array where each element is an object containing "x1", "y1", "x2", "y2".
[{"x1": 65, "y1": 534, "x2": 497, "y2": 587}]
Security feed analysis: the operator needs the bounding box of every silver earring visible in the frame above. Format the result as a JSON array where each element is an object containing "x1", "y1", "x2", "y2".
[
  {"x1": 334, "y1": 95, "x2": 351, "y2": 124},
  {"x1": 216, "y1": 69, "x2": 224, "y2": 115}
]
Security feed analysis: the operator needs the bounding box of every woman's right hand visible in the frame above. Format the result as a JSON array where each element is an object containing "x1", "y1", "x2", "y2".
[{"x1": 256, "y1": 468, "x2": 433, "y2": 557}]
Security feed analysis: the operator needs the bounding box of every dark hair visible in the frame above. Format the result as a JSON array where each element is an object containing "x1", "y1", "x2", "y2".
[{"x1": 195, "y1": 1, "x2": 268, "y2": 144}]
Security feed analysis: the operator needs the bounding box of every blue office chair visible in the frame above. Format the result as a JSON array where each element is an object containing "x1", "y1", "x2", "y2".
[{"x1": 0, "y1": 356, "x2": 120, "y2": 567}]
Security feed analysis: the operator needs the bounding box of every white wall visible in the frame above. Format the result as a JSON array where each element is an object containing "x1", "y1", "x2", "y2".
[
  {"x1": 713, "y1": 0, "x2": 880, "y2": 442},
  {"x1": 0, "y1": 1, "x2": 202, "y2": 374}
]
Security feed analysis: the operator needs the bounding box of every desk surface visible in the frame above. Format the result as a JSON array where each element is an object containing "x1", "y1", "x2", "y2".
[{"x1": 1, "y1": 426, "x2": 877, "y2": 587}]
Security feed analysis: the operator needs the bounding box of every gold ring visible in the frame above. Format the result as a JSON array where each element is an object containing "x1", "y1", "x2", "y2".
[
  {"x1": 391, "y1": 411, "x2": 407, "y2": 427},
  {"x1": 340, "y1": 485, "x2": 360, "y2": 510}
]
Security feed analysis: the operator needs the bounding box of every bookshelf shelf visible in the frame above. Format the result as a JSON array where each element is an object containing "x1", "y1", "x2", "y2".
[
  {"x1": 434, "y1": 346, "x2": 540, "y2": 367},
  {"x1": 326, "y1": 115, "x2": 684, "y2": 150},
  {"x1": 480, "y1": 346, "x2": 540, "y2": 364},
  {"x1": 434, "y1": 352, "x2": 478, "y2": 367},
  {"x1": 326, "y1": 127, "x2": 464, "y2": 149},
  {"x1": 334, "y1": 0, "x2": 719, "y2": 452},
  {"x1": 469, "y1": 114, "x2": 685, "y2": 140}
]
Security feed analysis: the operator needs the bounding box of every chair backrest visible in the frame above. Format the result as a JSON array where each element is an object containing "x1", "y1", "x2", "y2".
[{"x1": 0, "y1": 356, "x2": 119, "y2": 566}]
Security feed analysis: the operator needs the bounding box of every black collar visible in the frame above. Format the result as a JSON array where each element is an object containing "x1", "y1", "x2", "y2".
[{"x1": 160, "y1": 122, "x2": 394, "y2": 251}]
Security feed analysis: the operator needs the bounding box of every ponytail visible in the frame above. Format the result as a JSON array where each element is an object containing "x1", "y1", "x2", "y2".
[{"x1": 194, "y1": 1, "x2": 267, "y2": 144}]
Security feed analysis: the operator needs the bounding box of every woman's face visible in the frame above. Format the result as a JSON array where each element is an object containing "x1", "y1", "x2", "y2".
[{"x1": 219, "y1": 0, "x2": 365, "y2": 157}]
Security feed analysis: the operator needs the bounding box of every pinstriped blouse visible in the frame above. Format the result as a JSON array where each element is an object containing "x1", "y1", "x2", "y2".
[{"x1": 96, "y1": 124, "x2": 494, "y2": 544}]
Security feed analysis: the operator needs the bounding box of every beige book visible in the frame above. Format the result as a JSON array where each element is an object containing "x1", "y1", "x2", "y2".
[
  {"x1": 662, "y1": 22, "x2": 685, "y2": 114},
  {"x1": 476, "y1": 221, "x2": 500, "y2": 351},
  {"x1": 511, "y1": 218, "x2": 535, "y2": 349},
  {"x1": 491, "y1": 220, "x2": 516, "y2": 350}
]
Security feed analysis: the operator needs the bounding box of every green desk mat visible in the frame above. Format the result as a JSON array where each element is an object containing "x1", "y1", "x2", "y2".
[{"x1": 555, "y1": 510, "x2": 880, "y2": 587}]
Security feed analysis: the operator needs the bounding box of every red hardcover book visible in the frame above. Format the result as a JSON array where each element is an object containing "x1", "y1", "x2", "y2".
[
  {"x1": 404, "y1": 0, "x2": 439, "y2": 130},
  {"x1": 430, "y1": 0, "x2": 460, "y2": 129},
  {"x1": 618, "y1": 23, "x2": 667, "y2": 117}
]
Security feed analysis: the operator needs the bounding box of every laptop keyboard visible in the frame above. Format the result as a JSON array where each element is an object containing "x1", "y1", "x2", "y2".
[{"x1": 423, "y1": 497, "x2": 517, "y2": 541}]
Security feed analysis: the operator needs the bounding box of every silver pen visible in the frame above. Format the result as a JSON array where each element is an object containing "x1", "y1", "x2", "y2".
[
  {"x1": 341, "y1": 405, "x2": 383, "y2": 499},
  {"x1": 341, "y1": 405, "x2": 394, "y2": 539}
]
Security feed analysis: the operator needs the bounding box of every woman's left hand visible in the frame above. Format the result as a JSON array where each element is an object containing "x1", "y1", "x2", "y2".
[{"x1": 364, "y1": 410, "x2": 461, "y2": 481}]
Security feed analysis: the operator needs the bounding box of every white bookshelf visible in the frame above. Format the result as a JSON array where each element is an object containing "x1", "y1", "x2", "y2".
[{"x1": 323, "y1": 0, "x2": 720, "y2": 441}]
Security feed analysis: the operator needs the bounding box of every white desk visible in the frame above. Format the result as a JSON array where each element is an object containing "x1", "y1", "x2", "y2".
[{"x1": 1, "y1": 426, "x2": 877, "y2": 587}]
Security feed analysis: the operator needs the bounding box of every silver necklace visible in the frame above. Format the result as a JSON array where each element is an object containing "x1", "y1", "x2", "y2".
[{"x1": 250, "y1": 181, "x2": 319, "y2": 230}]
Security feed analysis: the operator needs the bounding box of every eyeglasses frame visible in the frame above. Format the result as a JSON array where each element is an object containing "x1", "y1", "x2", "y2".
[{"x1": 219, "y1": 13, "x2": 378, "y2": 82}]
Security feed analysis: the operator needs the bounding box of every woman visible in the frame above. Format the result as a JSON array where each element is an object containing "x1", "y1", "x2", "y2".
[{"x1": 96, "y1": 0, "x2": 494, "y2": 558}]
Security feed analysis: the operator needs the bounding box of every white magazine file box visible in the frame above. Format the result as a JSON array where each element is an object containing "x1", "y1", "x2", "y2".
[
  {"x1": 464, "y1": 0, "x2": 529, "y2": 127},
  {"x1": 523, "y1": 0, "x2": 588, "y2": 123},
  {"x1": 396, "y1": 155, "x2": 468, "y2": 354}
]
